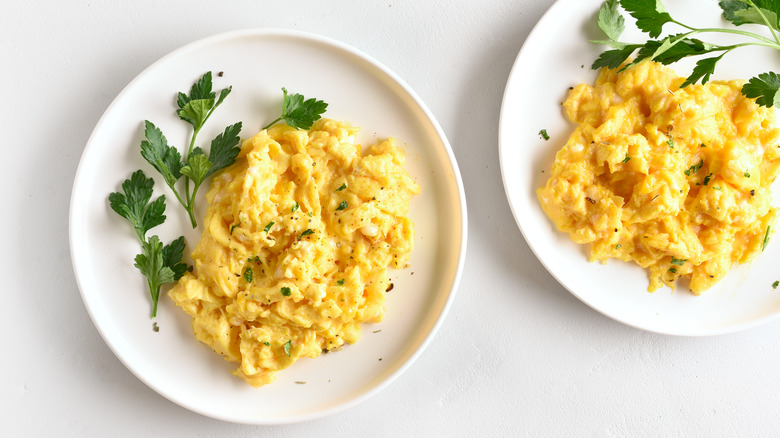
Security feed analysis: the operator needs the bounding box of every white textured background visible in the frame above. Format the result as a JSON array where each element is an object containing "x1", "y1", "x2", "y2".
[{"x1": 3, "y1": 0, "x2": 779, "y2": 436}]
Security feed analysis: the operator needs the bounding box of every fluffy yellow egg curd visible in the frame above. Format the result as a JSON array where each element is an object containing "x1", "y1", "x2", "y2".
[
  {"x1": 537, "y1": 61, "x2": 780, "y2": 294},
  {"x1": 169, "y1": 119, "x2": 420, "y2": 387}
]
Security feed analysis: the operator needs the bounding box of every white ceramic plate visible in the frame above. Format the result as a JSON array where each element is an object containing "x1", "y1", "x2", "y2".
[
  {"x1": 499, "y1": 0, "x2": 780, "y2": 336},
  {"x1": 70, "y1": 29, "x2": 467, "y2": 424}
]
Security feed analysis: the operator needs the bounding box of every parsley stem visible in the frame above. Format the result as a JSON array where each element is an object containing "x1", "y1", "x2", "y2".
[
  {"x1": 148, "y1": 278, "x2": 160, "y2": 318},
  {"x1": 746, "y1": 0, "x2": 780, "y2": 46},
  {"x1": 262, "y1": 117, "x2": 283, "y2": 131},
  {"x1": 670, "y1": 20, "x2": 779, "y2": 47}
]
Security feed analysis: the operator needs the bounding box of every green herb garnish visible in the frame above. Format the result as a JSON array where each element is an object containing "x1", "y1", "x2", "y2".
[
  {"x1": 109, "y1": 171, "x2": 188, "y2": 318},
  {"x1": 703, "y1": 173, "x2": 713, "y2": 186},
  {"x1": 336, "y1": 183, "x2": 347, "y2": 192},
  {"x1": 291, "y1": 202, "x2": 299, "y2": 213},
  {"x1": 281, "y1": 286, "x2": 292, "y2": 297},
  {"x1": 264, "y1": 221, "x2": 275, "y2": 233},
  {"x1": 773, "y1": 280, "x2": 779, "y2": 289},
  {"x1": 337, "y1": 279, "x2": 345, "y2": 286},
  {"x1": 300, "y1": 229, "x2": 314, "y2": 238},
  {"x1": 539, "y1": 129, "x2": 550, "y2": 140},
  {"x1": 622, "y1": 155, "x2": 631, "y2": 163},
  {"x1": 336, "y1": 201, "x2": 348, "y2": 211},
  {"x1": 684, "y1": 159, "x2": 704, "y2": 176},
  {"x1": 592, "y1": 0, "x2": 780, "y2": 108},
  {"x1": 243, "y1": 267, "x2": 253, "y2": 283},
  {"x1": 283, "y1": 340, "x2": 292, "y2": 356},
  {"x1": 671, "y1": 258, "x2": 687, "y2": 266},
  {"x1": 763, "y1": 225, "x2": 771, "y2": 250},
  {"x1": 142, "y1": 72, "x2": 242, "y2": 228},
  {"x1": 262, "y1": 87, "x2": 328, "y2": 130}
]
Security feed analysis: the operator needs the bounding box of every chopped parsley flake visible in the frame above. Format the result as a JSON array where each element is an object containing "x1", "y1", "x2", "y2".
[
  {"x1": 684, "y1": 159, "x2": 704, "y2": 176},
  {"x1": 539, "y1": 129, "x2": 550, "y2": 140},
  {"x1": 230, "y1": 222, "x2": 239, "y2": 234},
  {"x1": 336, "y1": 201, "x2": 347, "y2": 211},
  {"x1": 622, "y1": 155, "x2": 630, "y2": 164},
  {"x1": 336, "y1": 183, "x2": 347, "y2": 192},
  {"x1": 703, "y1": 173, "x2": 713, "y2": 186},
  {"x1": 666, "y1": 137, "x2": 675, "y2": 148},
  {"x1": 283, "y1": 340, "x2": 292, "y2": 356},
  {"x1": 744, "y1": 172, "x2": 751, "y2": 178},
  {"x1": 281, "y1": 286, "x2": 291, "y2": 296},
  {"x1": 291, "y1": 202, "x2": 299, "y2": 213},
  {"x1": 668, "y1": 267, "x2": 678, "y2": 274},
  {"x1": 300, "y1": 229, "x2": 314, "y2": 238},
  {"x1": 264, "y1": 221, "x2": 274, "y2": 232},
  {"x1": 671, "y1": 258, "x2": 687, "y2": 266},
  {"x1": 763, "y1": 225, "x2": 771, "y2": 251},
  {"x1": 337, "y1": 278, "x2": 345, "y2": 285},
  {"x1": 243, "y1": 267, "x2": 253, "y2": 283},
  {"x1": 773, "y1": 281, "x2": 779, "y2": 290},
  {"x1": 615, "y1": 244, "x2": 622, "y2": 249}
]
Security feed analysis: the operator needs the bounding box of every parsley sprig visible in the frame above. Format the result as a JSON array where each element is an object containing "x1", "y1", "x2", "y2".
[
  {"x1": 142, "y1": 72, "x2": 242, "y2": 228},
  {"x1": 109, "y1": 170, "x2": 188, "y2": 318},
  {"x1": 592, "y1": 0, "x2": 780, "y2": 107},
  {"x1": 262, "y1": 87, "x2": 328, "y2": 130}
]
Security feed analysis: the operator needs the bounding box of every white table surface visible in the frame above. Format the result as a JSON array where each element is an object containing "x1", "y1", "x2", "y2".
[{"x1": 4, "y1": 0, "x2": 780, "y2": 436}]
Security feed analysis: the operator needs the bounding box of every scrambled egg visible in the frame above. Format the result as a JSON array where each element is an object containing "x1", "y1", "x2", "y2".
[
  {"x1": 537, "y1": 61, "x2": 780, "y2": 294},
  {"x1": 169, "y1": 119, "x2": 420, "y2": 387}
]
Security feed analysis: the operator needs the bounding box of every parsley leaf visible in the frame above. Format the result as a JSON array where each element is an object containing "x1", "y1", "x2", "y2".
[
  {"x1": 176, "y1": 71, "x2": 232, "y2": 133},
  {"x1": 742, "y1": 72, "x2": 780, "y2": 107},
  {"x1": 134, "y1": 235, "x2": 186, "y2": 318},
  {"x1": 336, "y1": 201, "x2": 348, "y2": 211},
  {"x1": 109, "y1": 170, "x2": 166, "y2": 241},
  {"x1": 597, "y1": 0, "x2": 626, "y2": 42},
  {"x1": 283, "y1": 340, "x2": 292, "y2": 356},
  {"x1": 243, "y1": 267, "x2": 253, "y2": 283},
  {"x1": 180, "y1": 150, "x2": 212, "y2": 188},
  {"x1": 592, "y1": 44, "x2": 643, "y2": 70},
  {"x1": 162, "y1": 236, "x2": 188, "y2": 281},
  {"x1": 281, "y1": 286, "x2": 292, "y2": 297},
  {"x1": 263, "y1": 88, "x2": 328, "y2": 130},
  {"x1": 205, "y1": 122, "x2": 242, "y2": 178},
  {"x1": 140, "y1": 121, "x2": 184, "y2": 188},
  {"x1": 720, "y1": 0, "x2": 780, "y2": 30},
  {"x1": 620, "y1": 0, "x2": 673, "y2": 39},
  {"x1": 681, "y1": 54, "x2": 725, "y2": 87}
]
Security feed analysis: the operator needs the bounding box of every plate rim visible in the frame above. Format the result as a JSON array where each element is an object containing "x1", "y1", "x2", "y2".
[{"x1": 69, "y1": 27, "x2": 468, "y2": 424}]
